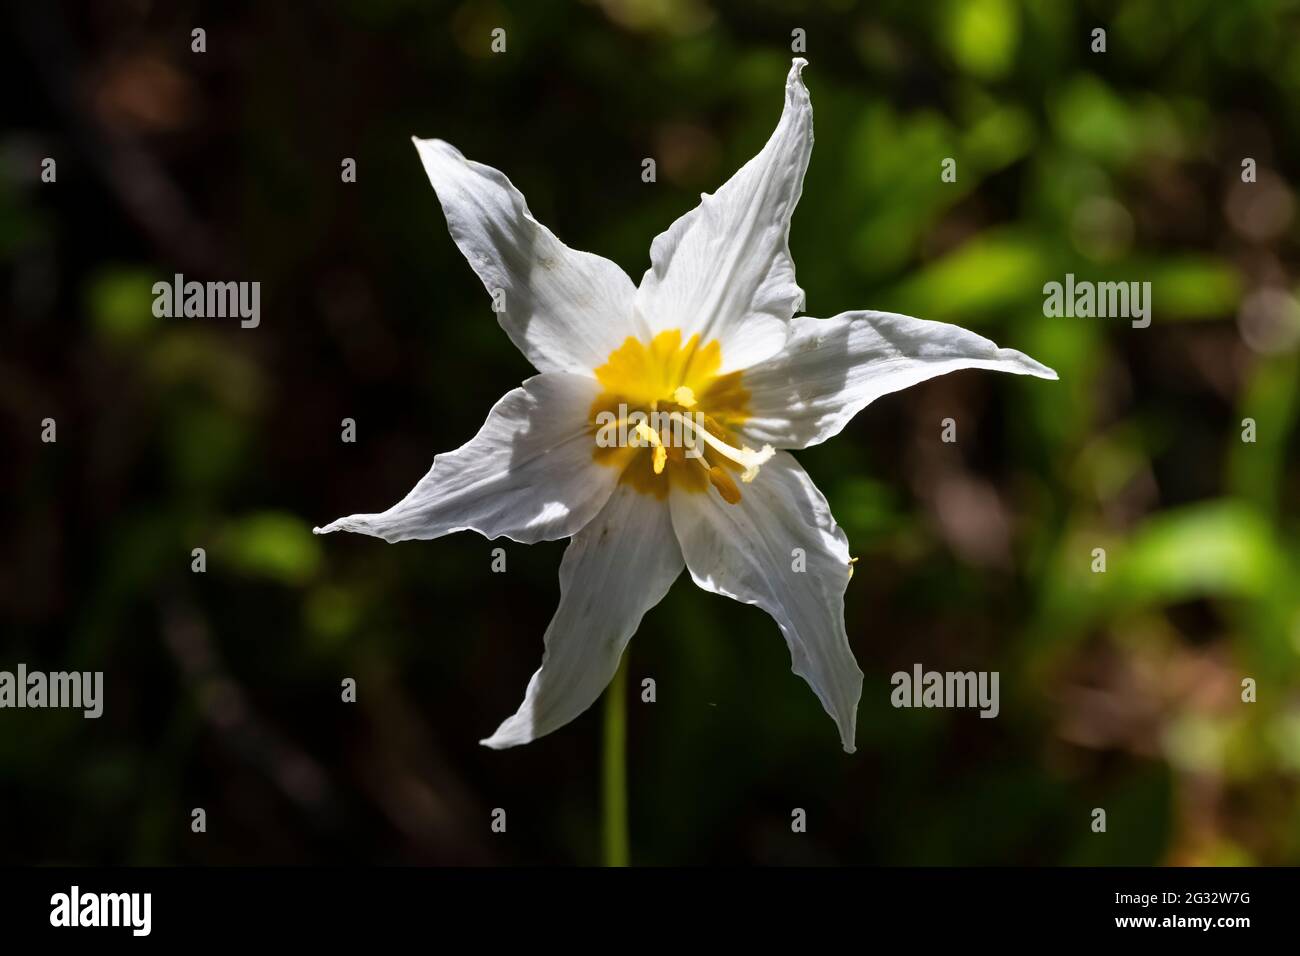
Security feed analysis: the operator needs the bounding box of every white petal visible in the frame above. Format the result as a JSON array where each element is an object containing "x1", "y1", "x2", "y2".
[
  {"x1": 669, "y1": 451, "x2": 862, "y2": 752},
  {"x1": 635, "y1": 59, "x2": 813, "y2": 372},
  {"x1": 481, "y1": 484, "x2": 682, "y2": 748},
  {"x1": 413, "y1": 137, "x2": 643, "y2": 375},
  {"x1": 741, "y1": 311, "x2": 1059, "y2": 449},
  {"x1": 314, "y1": 373, "x2": 617, "y2": 544}
]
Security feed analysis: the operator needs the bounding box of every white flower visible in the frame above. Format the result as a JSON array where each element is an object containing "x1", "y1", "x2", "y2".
[{"x1": 315, "y1": 58, "x2": 1057, "y2": 753}]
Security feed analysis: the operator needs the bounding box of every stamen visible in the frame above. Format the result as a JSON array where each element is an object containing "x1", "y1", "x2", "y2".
[
  {"x1": 708, "y1": 465, "x2": 742, "y2": 504},
  {"x1": 633, "y1": 421, "x2": 668, "y2": 474},
  {"x1": 673, "y1": 385, "x2": 697, "y2": 408},
  {"x1": 669, "y1": 424, "x2": 745, "y2": 505},
  {"x1": 670, "y1": 412, "x2": 774, "y2": 483}
]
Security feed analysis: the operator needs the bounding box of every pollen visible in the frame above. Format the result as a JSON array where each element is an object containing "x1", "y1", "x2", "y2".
[{"x1": 590, "y1": 330, "x2": 763, "y2": 504}]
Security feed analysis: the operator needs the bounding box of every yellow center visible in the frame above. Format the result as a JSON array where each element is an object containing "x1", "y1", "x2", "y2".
[{"x1": 590, "y1": 330, "x2": 773, "y2": 503}]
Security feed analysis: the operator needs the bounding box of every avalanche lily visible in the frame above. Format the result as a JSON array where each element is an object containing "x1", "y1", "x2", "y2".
[{"x1": 315, "y1": 58, "x2": 1057, "y2": 753}]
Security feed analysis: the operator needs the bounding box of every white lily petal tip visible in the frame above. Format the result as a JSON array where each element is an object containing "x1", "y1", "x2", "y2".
[
  {"x1": 479, "y1": 726, "x2": 525, "y2": 750},
  {"x1": 787, "y1": 58, "x2": 808, "y2": 92},
  {"x1": 1025, "y1": 359, "x2": 1059, "y2": 380},
  {"x1": 987, "y1": 348, "x2": 1060, "y2": 382},
  {"x1": 411, "y1": 136, "x2": 463, "y2": 165},
  {"x1": 312, "y1": 515, "x2": 376, "y2": 537},
  {"x1": 840, "y1": 720, "x2": 857, "y2": 754}
]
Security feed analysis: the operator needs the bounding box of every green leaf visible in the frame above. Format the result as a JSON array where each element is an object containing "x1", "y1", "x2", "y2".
[{"x1": 220, "y1": 512, "x2": 322, "y2": 584}]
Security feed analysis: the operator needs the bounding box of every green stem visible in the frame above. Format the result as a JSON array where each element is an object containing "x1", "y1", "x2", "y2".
[{"x1": 602, "y1": 653, "x2": 629, "y2": 867}]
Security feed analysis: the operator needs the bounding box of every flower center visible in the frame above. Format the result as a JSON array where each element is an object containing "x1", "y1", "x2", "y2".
[{"x1": 589, "y1": 330, "x2": 772, "y2": 503}]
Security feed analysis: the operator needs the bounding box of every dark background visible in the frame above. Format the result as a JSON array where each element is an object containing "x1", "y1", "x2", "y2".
[{"x1": 2, "y1": 0, "x2": 1299, "y2": 865}]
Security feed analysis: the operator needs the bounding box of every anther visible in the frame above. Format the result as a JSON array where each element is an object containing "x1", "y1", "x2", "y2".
[
  {"x1": 708, "y1": 466, "x2": 742, "y2": 504},
  {"x1": 633, "y1": 421, "x2": 668, "y2": 474}
]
